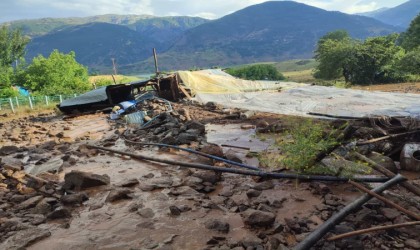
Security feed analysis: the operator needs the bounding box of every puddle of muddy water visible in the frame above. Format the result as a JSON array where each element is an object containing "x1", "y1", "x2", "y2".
[{"x1": 206, "y1": 124, "x2": 271, "y2": 152}]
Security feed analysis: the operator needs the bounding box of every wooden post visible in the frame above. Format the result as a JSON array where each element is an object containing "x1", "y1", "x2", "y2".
[
  {"x1": 28, "y1": 96, "x2": 33, "y2": 109},
  {"x1": 59, "y1": 95, "x2": 63, "y2": 103},
  {"x1": 9, "y1": 97, "x2": 15, "y2": 113},
  {"x1": 15, "y1": 96, "x2": 19, "y2": 107},
  {"x1": 153, "y1": 48, "x2": 159, "y2": 76},
  {"x1": 45, "y1": 96, "x2": 49, "y2": 105}
]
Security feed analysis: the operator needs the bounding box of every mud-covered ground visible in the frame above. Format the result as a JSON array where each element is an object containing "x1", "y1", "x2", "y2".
[{"x1": 1, "y1": 101, "x2": 420, "y2": 250}]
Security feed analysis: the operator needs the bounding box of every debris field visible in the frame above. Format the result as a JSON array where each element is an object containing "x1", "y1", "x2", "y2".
[{"x1": 1, "y1": 97, "x2": 420, "y2": 250}]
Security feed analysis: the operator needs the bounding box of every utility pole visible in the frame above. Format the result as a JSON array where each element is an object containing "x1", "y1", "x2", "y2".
[
  {"x1": 111, "y1": 58, "x2": 117, "y2": 84},
  {"x1": 153, "y1": 48, "x2": 159, "y2": 77}
]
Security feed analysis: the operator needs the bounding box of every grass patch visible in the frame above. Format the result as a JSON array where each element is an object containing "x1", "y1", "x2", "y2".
[{"x1": 258, "y1": 117, "x2": 369, "y2": 177}]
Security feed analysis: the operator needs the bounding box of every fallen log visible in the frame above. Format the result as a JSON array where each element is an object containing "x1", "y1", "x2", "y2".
[
  {"x1": 349, "y1": 180, "x2": 420, "y2": 220},
  {"x1": 327, "y1": 221, "x2": 420, "y2": 241},
  {"x1": 86, "y1": 144, "x2": 389, "y2": 183},
  {"x1": 294, "y1": 174, "x2": 406, "y2": 250},
  {"x1": 354, "y1": 151, "x2": 420, "y2": 197}
]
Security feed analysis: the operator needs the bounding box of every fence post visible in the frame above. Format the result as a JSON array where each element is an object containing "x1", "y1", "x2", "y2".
[
  {"x1": 15, "y1": 96, "x2": 19, "y2": 108},
  {"x1": 28, "y1": 96, "x2": 33, "y2": 109},
  {"x1": 45, "y1": 96, "x2": 49, "y2": 106},
  {"x1": 9, "y1": 98, "x2": 15, "y2": 113},
  {"x1": 59, "y1": 95, "x2": 63, "y2": 103}
]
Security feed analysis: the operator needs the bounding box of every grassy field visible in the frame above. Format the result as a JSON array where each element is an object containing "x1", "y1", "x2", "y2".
[
  {"x1": 283, "y1": 69, "x2": 315, "y2": 83},
  {"x1": 226, "y1": 59, "x2": 318, "y2": 83},
  {"x1": 273, "y1": 59, "x2": 318, "y2": 72}
]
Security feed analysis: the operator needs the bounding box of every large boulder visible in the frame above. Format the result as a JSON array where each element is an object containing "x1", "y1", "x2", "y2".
[
  {"x1": 63, "y1": 170, "x2": 110, "y2": 191},
  {"x1": 242, "y1": 209, "x2": 276, "y2": 227}
]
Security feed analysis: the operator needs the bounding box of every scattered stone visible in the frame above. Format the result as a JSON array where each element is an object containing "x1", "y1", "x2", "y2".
[
  {"x1": 405, "y1": 239, "x2": 420, "y2": 249},
  {"x1": 246, "y1": 189, "x2": 262, "y2": 198},
  {"x1": 47, "y1": 207, "x2": 71, "y2": 220},
  {"x1": 16, "y1": 195, "x2": 43, "y2": 210},
  {"x1": 200, "y1": 144, "x2": 224, "y2": 158},
  {"x1": 106, "y1": 188, "x2": 134, "y2": 202},
  {"x1": 138, "y1": 208, "x2": 155, "y2": 218},
  {"x1": 242, "y1": 209, "x2": 276, "y2": 227},
  {"x1": 185, "y1": 120, "x2": 205, "y2": 134},
  {"x1": 225, "y1": 149, "x2": 243, "y2": 164},
  {"x1": 368, "y1": 152, "x2": 398, "y2": 173},
  {"x1": 204, "y1": 219, "x2": 230, "y2": 233},
  {"x1": 33, "y1": 198, "x2": 53, "y2": 215},
  {"x1": 60, "y1": 193, "x2": 89, "y2": 205},
  {"x1": 177, "y1": 133, "x2": 198, "y2": 144},
  {"x1": 63, "y1": 170, "x2": 110, "y2": 191},
  {"x1": 256, "y1": 120, "x2": 269, "y2": 129},
  {"x1": 0, "y1": 145, "x2": 19, "y2": 156},
  {"x1": 28, "y1": 158, "x2": 64, "y2": 175},
  {"x1": 169, "y1": 205, "x2": 182, "y2": 216},
  {"x1": 127, "y1": 202, "x2": 143, "y2": 212},
  {"x1": 143, "y1": 173, "x2": 154, "y2": 179},
  {"x1": 192, "y1": 171, "x2": 221, "y2": 184},
  {"x1": 380, "y1": 208, "x2": 400, "y2": 220},
  {"x1": 0, "y1": 228, "x2": 51, "y2": 249},
  {"x1": 117, "y1": 178, "x2": 139, "y2": 187},
  {"x1": 254, "y1": 181, "x2": 274, "y2": 191}
]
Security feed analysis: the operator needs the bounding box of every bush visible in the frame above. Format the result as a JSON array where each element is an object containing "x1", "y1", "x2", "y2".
[
  {"x1": 279, "y1": 120, "x2": 338, "y2": 173},
  {"x1": 225, "y1": 64, "x2": 285, "y2": 81}
]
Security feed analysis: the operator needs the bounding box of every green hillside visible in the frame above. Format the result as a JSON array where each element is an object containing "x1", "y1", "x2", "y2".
[{"x1": 132, "y1": 1, "x2": 401, "y2": 72}]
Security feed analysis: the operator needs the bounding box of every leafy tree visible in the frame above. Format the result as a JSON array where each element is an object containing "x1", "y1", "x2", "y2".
[
  {"x1": 401, "y1": 14, "x2": 420, "y2": 51},
  {"x1": 314, "y1": 30, "x2": 354, "y2": 80},
  {"x1": 225, "y1": 64, "x2": 285, "y2": 80},
  {"x1": 20, "y1": 50, "x2": 90, "y2": 95},
  {"x1": 0, "y1": 25, "x2": 30, "y2": 96},
  {"x1": 398, "y1": 47, "x2": 420, "y2": 75},
  {"x1": 343, "y1": 34, "x2": 405, "y2": 84},
  {"x1": 0, "y1": 25, "x2": 29, "y2": 67}
]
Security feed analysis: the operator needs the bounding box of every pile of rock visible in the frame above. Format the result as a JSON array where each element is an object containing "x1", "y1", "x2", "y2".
[{"x1": 125, "y1": 112, "x2": 206, "y2": 146}]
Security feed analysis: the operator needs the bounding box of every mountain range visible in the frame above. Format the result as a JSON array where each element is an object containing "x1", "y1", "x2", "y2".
[
  {"x1": 358, "y1": 0, "x2": 420, "y2": 28},
  {"x1": 2, "y1": 0, "x2": 418, "y2": 74}
]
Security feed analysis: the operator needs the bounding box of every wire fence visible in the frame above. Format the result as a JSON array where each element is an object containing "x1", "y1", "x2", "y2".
[{"x1": 0, "y1": 94, "x2": 78, "y2": 113}]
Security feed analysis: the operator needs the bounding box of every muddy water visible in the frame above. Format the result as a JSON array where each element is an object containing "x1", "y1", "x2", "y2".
[{"x1": 206, "y1": 124, "x2": 271, "y2": 152}]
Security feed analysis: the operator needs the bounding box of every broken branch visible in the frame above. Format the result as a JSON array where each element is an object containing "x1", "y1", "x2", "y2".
[
  {"x1": 327, "y1": 221, "x2": 420, "y2": 241},
  {"x1": 87, "y1": 144, "x2": 389, "y2": 183},
  {"x1": 353, "y1": 151, "x2": 420, "y2": 197},
  {"x1": 356, "y1": 130, "x2": 420, "y2": 145},
  {"x1": 349, "y1": 180, "x2": 420, "y2": 220},
  {"x1": 295, "y1": 174, "x2": 406, "y2": 250}
]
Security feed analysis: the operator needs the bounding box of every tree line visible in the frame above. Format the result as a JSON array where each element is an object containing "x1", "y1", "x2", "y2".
[
  {"x1": 0, "y1": 26, "x2": 90, "y2": 97},
  {"x1": 314, "y1": 13, "x2": 420, "y2": 85}
]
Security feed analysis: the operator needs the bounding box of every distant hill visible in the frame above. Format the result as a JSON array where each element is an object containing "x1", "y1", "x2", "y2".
[
  {"x1": 21, "y1": 16, "x2": 207, "y2": 73},
  {"x1": 26, "y1": 22, "x2": 157, "y2": 73},
  {"x1": 5, "y1": 15, "x2": 153, "y2": 37},
  {"x1": 360, "y1": 0, "x2": 420, "y2": 28},
  {"x1": 356, "y1": 8, "x2": 389, "y2": 17},
  {"x1": 125, "y1": 1, "x2": 401, "y2": 73}
]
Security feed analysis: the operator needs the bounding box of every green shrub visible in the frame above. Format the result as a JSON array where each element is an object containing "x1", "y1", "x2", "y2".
[
  {"x1": 279, "y1": 120, "x2": 338, "y2": 173},
  {"x1": 226, "y1": 64, "x2": 285, "y2": 81}
]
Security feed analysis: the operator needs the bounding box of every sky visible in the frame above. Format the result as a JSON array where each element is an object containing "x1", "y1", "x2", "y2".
[{"x1": 0, "y1": 0, "x2": 409, "y2": 23}]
